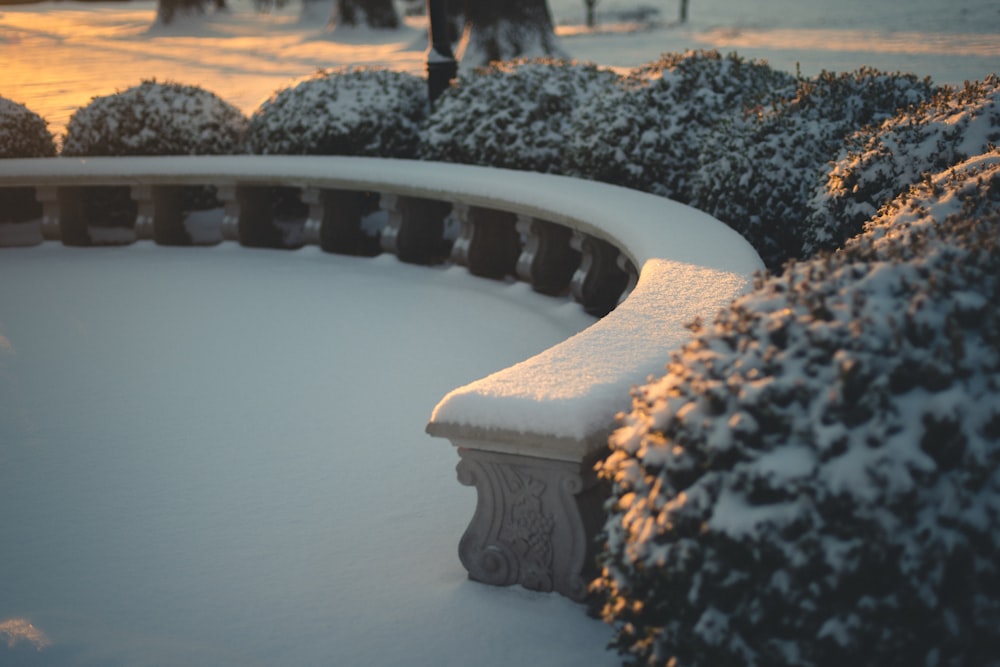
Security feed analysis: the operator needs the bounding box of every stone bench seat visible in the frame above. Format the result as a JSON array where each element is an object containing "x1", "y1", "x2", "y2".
[{"x1": 0, "y1": 155, "x2": 763, "y2": 600}]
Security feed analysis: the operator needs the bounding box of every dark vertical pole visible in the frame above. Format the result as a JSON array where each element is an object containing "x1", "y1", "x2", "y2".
[{"x1": 426, "y1": 0, "x2": 457, "y2": 106}]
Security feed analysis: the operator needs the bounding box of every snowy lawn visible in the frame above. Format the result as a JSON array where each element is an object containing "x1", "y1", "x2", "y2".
[
  {"x1": 1, "y1": 0, "x2": 998, "y2": 139},
  {"x1": 0, "y1": 243, "x2": 616, "y2": 666}
]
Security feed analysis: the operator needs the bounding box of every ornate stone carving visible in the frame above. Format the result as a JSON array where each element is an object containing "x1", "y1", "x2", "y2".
[
  {"x1": 515, "y1": 216, "x2": 581, "y2": 296},
  {"x1": 570, "y1": 231, "x2": 630, "y2": 317},
  {"x1": 380, "y1": 193, "x2": 452, "y2": 264},
  {"x1": 450, "y1": 204, "x2": 521, "y2": 279},
  {"x1": 455, "y1": 448, "x2": 605, "y2": 601}
]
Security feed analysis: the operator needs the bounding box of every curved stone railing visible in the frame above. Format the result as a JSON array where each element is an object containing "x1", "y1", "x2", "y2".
[{"x1": 0, "y1": 155, "x2": 764, "y2": 601}]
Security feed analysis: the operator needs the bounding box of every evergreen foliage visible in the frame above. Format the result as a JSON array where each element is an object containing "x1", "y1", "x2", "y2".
[
  {"x1": 593, "y1": 153, "x2": 1000, "y2": 667},
  {"x1": 691, "y1": 68, "x2": 936, "y2": 270},
  {"x1": 564, "y1": 50, "x2": 796, "y2": 202},
  {"x1": 62, "y1": 80, "x2": 246, "y2": 156},
  {"x1": 419, "y1": 58, "x2": 620, "y2": 174},
  {"x1": 805, "y1": 74, "x2": 1000, "y2": 256},
  {"x1": 246, "y1": 68, "x2": 425, "y2": 157}
]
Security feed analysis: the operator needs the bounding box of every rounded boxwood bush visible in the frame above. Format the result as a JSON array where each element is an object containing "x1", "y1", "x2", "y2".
[
  {"x1": 62, "y1": 79, "x2": 246, "y2": 157},
  {"x1": 419, "y1": 58, "x2": 620, "y2": 174},
  {"x1": 1, "y1": 97, "x2": 55, "y2": 226},
  {"x1": 563, "y1": 50, "x2": 796, "y2": 202},
  {"x1": 246, "y1": 67, "x2": 426, "y2": 157},
  {"x1": 691, "y1": 68, "x2": 936, "y2": 270},
  {"x1": 805, "y1": 74, "x2": 1000, "y2": 257},
  {"x1": 61, "y1": 80, "x2": 245, "y2": 243},
  {"x1": 593, "y1": 155, "x2": 1000, "y2": 667},
  {"x1": 0, "y1": 96, "x2": 56, "y2": 159}
]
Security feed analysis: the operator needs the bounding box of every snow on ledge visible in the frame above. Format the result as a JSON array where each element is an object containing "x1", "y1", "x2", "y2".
[{"x1": 0, "y1": 155, "x2": 764, "y2": 459}]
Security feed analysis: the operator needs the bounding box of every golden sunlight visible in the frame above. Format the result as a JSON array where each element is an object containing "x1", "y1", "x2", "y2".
[{"x1": 0, "y1": 617, "x2": 52, "y2": 651}]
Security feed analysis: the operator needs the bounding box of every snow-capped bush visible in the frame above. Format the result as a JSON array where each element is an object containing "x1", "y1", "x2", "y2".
[
  {"x1": 692, "y1": 68, "x2": 936, "y2": 270},
  {"x1": 563, "y1": 50, "x2": 796, "y2": 202},
  {"x1": 62, "y1": 80, "x2": 246, "y2": 156},
  {"x1": 0, "y1": 96, "x2": 55, "y2": 159},
  {"x1": 805, "y1": 74, "x2": 1000, "y2": 256},
  {"x1": 246, "y1": 68, "x2": 425, "y2": 157},
  {"x1": 0, "y1": 97, "x2": 55, "y2": 225},
  {"x1": 419, "y1": 58, "x2": 620, "y2": 173},
  {"x1": 593, "y1": 156, "x2": 1000, "y2": 667}
]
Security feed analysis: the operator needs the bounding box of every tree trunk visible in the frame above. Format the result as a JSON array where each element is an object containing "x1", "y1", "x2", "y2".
[
  {"x1": 156, "y1": 0, "x2": 213, "y2": 25},
  {"x1": 679, "y1": 0, "x2": 689, "y2": 24},
  {"x1": 584, "y1": 0, "x2": 597, "y2": 28},
  {"x1": 459, "y1": 0, "x2": 562, "y2": 67},
  {"x1": 332, "y1": 0, "x2": 399, "y2": 28}
]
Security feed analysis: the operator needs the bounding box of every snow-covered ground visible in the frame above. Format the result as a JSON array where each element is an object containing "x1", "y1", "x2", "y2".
[
  {"x1": 0, "y1": 245, "x2": 605, "y2": 666},
  {"x1": 0, "y1": 1, "x2": 997, "y2": 666},
  {"x1": 0, "y1": 0, "x2": 997, "y2": 140}
]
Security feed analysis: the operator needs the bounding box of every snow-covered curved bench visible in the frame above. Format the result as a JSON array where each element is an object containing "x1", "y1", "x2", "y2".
[{"x1": 0, "y1": 155, "x2": 763, "y2": 600}]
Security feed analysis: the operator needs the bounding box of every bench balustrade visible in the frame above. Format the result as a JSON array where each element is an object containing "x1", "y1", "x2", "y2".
[{"x1": 0, "y1": 155, "x2": 764, "y2": 601}]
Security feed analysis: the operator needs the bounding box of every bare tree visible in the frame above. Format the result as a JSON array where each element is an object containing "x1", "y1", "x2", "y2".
[
  {"x1": 156, "y1": 0, "x2": 217, "y2": 25},
  {"x1": 584, "y1": 0, "x2": 598, "y2": 28},
  {"x1": 331, "y1": 0, "x2": 399, "y2": 28},
  {"x1": 457, "y1": 0, "x2": 562, "y2": 67}
]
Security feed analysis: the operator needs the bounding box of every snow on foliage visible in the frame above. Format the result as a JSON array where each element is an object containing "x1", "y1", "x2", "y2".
[
  {"x1": 246, "y1": 68, "x2": 425, "y2": 157},
  {"x1": 61, "y1": 80, "x2": 246, "y2": 156},
  {"x1": 0, "y1": 96, "x2": 55, "y2": 159},
  {"x1": 692, "y1": 68, "x2": 936, "y2": 270},
  {"x1": 563, "y1": 50, "x2": 796, "y2": 203},
  {"x1": 805, "y1": 74, "x2": 1000, "y2": 257},
  {"x1": 419, "y1": 58, "x2": 620, "y2": 174},
  {"x1": 592, "y1": 153, "x2": 1000, "y2": 667}
]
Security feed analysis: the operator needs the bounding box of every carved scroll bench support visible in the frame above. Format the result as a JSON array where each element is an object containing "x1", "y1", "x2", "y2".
[{"x1": 433, "y1": 429, "x2": 608, "y2": 602}]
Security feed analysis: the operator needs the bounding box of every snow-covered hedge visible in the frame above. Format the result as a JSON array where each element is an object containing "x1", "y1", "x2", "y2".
[
  {"x1": 246, "y1": 68, "x2": 425, "y2": 157},
  {"x1": 0, "y1": 96, "x2": 55, "y2": 159},
  {"x1": 418, "y1": 58, "x2": 620, "y2": 174},
  {"x1": 691, "y1": 68, "x2": 936, "y2": 270},
  {"x1": 62, "y1": 80, "x2": 246, "y2": 156},
  {"x1": 0, "y1": 96, "x2": 55, "y2": 224},
  {"x1": 592, "y1": 153, "x2": 1000, "y2": 667},
  {"x1": 563, "y1": 50, "x2": 796, "y2": 202},
  {"x1": 804, "y1": 74, "x2": 1000, "y2": 256}
]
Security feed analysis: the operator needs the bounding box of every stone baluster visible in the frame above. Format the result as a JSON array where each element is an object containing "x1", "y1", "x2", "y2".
[
  {"x1": 450, "y1": 203, "x2": 521, "y2": 280},
  {"x1": 131, "y1": 185, "x2": 192, "y2": 245},
  {"x1": 515, "y1": 216, "x2": 581, "y2": 296},
  {"x1": 218, "y1": 185, "x2": 285, "y2": 248},
  {"x1": 34, "y1": 186, "x2": 93, "y2": 246},
  {"x1": 570, "y1": 231, "x2": 630, "y2": 317},
  {"x1": 0, "y1": 187, "x2": 44, "y2": 247},
  {"x1": 302, "y1": 188, "x2": 379, "y2": 255},
  {"x1": 380, "y1": 193, "x2": 452, "y2": 264}
]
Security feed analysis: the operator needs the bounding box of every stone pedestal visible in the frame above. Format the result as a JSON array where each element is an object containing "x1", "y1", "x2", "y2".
[{"x1": 455, "y1": 448, "x2": 606, "y2": 602}]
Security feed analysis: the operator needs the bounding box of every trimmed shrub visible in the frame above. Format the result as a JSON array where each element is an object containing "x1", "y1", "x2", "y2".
[
  {"x1": 0, "y1": 96, "x2": 55, "y2": 160},
  {"x1": 62, "y1": 79, "x2": 246, "y2": 157},
  {"x1": 692, "y1": 68, "x2": 936, "y2": 270},
  {"x1": 0, "y1": 97, "x2": 55, "y2": 226},
  {"x1": 563, "y1": 50, "x2": 796, "y2": 202},
  {"x1": 805, "y1": 75, "x2": 1000, "y2": 257},
  {"x1": 593, "y1": 155, "x2": 1000, "y2": 667},
  {"x1": 246, "y1": 67, "x2": 426, "y2": 157},
  {"x1": 61, "y1": 80, "x2": 245, "y2": 243},
  {"x1": 419, "y1": 58, "x2": 620, "y2": 174}
]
